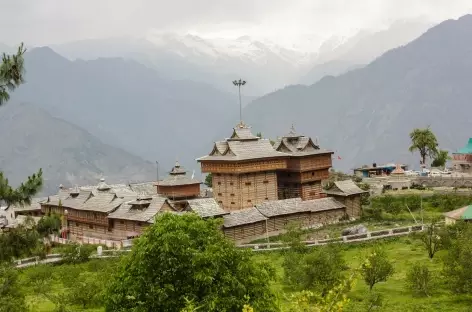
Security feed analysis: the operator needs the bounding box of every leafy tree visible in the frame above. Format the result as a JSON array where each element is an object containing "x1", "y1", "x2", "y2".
[
  {"x1": 416, "y1": 218, "x2": 446, "y2": 259},
  {"x1": 37, "y1": 214, "x2": 62, "y2": 237},
  {"x1": 204, "y1": 173, "x2": 212, "y2": 187},
  {"x1": 105, "y1": 213, "x2": 278, "y2": 312},
  {"x1": 406, "y1": 262, "x2": 433, "y2": 297},
  {"x1": 0, "y1": 44, "x2": 43, "y2": 208},
  {"x1": 360, "y1": 247, "x2": 394, "y2": 291},
  {"x1": 431, "y1": 149, "x2": 450, "y2": 168},
  {"x1": 299, "y1": 246, "x2": 347, "y2": 295},
  {"x1": 0, "y1": 43, "x2": 26, "y2": 105},
  {"x1": 284, "y1": 270, "x2": 356, "y2": 312},
  {"x1": 0, "y1": 223, "x2": 41, "y2": 263},
  {"x1": 409, "y1": 127, "x2": 438, "y2": 166},
  {"x1": 0, "y1": 169, "x2": 43, "y2": 206},
  {"x1": 0, "y1": 263, "x2": 28, "y2": 312},
  {"x1": 66, "y1": 271, "x2": 105, "y2": 309},
  {"x1": 442, "y1": 224, "x2": 472, "y2": 293}
]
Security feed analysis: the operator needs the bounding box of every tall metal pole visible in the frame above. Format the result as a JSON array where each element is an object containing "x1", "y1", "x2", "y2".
[
  {"x1": 238, "y1": 84, "x2": 242, "y2": 124},
  {"x1": 233, "y1": 79, "x2": 246, "y2": 125},
  {"x1": 156, "y1": 161, "x2": 159, "y2": 193}
]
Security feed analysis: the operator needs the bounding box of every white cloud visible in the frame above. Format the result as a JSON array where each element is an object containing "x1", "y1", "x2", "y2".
[{"x1": 1, "y1": 0, "x2": 472, "y2": 47}]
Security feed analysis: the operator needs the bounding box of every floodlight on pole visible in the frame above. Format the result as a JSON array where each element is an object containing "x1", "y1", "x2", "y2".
[{"x1": 232, "y1": 79, "x2": 246, "y2": 125}]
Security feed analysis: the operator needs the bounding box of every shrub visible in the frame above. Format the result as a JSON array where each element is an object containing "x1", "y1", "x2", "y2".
[
  {"x1": 61, "y1": 243, "x2": 94, "y2": 264},
  {"x1": 406, "y1": 262, "x2": 433, "y2": 297}
]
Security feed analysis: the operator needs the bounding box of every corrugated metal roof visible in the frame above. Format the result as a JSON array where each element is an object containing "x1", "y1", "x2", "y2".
[
  {"x1": 444, "y1": 205, "x2": 472, "y2": 220},
  {"x1": 223, "y1": 207, "x2": 267, "y2": 228}
]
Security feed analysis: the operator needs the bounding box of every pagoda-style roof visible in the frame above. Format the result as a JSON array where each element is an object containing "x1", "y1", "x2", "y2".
[
  {"x1": 273, "y1": 125, "x2": 333, "y2": 157},
  {"x1": 455, "y1": 138, "x2": 472, "y2": 154},
  {"x1": 197, "y1": 123, "x2": 288, "y2": 162},
  {"x1": 169, "y1": 161, "x2": 186, "y2": 175},
  {"x1": 228, "y1": 122, "x2": 259, "y2": 141},
  {"x1": 157, "y1": 161, "x2": 200, "y2": 186}
]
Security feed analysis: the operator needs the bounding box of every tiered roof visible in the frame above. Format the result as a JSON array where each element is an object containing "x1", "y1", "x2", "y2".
[
  {"x1": 273, "y1": 125, "x2": 332, "y2": 157},
  {"x1": 157, "y1": 161, "x2": 200, "y2": 186},
  {"x1": 198, "y1": 123, "x2": 332, "y2": 162},
  {"x1": 197, "y1": 123, "x2": 287, "y2": 162}
]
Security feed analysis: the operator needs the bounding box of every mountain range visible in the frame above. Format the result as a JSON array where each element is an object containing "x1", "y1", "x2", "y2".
[
  {"x1": 0, "y1": 102, "x2": 156, "y2": 195},
  {"x1": 299, "y1": 19, "x2": 433, "y2": 85},
  {"x1": 9, "y1": 47, "x2": 241, "y2": 177},
  {"x1": 244, "y1": 14, "x2": 472, "y2": 171}
]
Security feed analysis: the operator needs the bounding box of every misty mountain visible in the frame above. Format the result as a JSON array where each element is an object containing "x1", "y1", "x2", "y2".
[
  {"x1": 245, "y1": 15, "x2": 472, "y2": 171},
  {"x1": 10, "y1": 47, "x2": 239, "y2": 175},
  {"x1": 298, "y1": 60, "x2": 363, "y2": 86},
  {"x1": 0, "y1": 102, "x2": 156, "y2": 195},
  {"x1": 51, "y1": 34, "x2": 311, "y2": 96},
  {"x1": 300, "y1": 19, "x2": 433, "y2": 85}
]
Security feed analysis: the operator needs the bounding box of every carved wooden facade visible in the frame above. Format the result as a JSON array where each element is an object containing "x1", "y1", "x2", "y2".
[
  {"x1": 213, "y1": 171, "x2": 278, "y2": 210},
  {"x1": 198, "y1": 124, "x2": 334, "y2": 210}
]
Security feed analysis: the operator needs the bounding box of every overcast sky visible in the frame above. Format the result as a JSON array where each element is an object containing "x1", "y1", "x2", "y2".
[{"x1": 1, "y1": 0, "x2": 472, "y2": 47}]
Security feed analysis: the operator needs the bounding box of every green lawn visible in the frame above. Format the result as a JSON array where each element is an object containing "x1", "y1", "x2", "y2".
[{"x1": 254, "y1": 237, "x2": 472, "y2": 311}]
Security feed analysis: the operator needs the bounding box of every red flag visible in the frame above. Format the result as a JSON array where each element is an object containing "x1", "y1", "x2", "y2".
[{"x1": 337, "y1": 156, "x2": 342, "y2": 160}]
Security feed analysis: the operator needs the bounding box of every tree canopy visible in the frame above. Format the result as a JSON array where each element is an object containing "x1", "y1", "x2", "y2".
[
  {"x1": 0, "y1": 43, "x2": 43, "y2": 206},
  {"x1": 431, "y1": 149, "x2": 450, "y2": 168},
  {"x1": 0, "y1": 43, "x2": 26, "y2": 106},
  {"x1": 409, "y1": 127, "x2": 438, "y2": 166},
  {"x1": 105, "y1": 213, "x2": 279, "y2": 312}
]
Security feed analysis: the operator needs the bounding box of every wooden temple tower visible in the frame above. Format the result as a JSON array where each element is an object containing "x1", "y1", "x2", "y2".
[
  {"x1": 273, "y1": 126, "x2": 333, "y2": 200},
  {"x1": 156, "y1": 161, "x2": 201, "y2": 210},
  {"x1": 197, "y1": 123, "x2": 333, "y2": 211}
]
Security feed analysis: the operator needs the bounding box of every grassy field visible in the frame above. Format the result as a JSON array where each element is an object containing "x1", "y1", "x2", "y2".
[
  {"x1": 17, "y1": 236, "x2": 472, "y2": 311},
  {"x1": 254, "y1": 236, "x2": 472, "y2": 311}
]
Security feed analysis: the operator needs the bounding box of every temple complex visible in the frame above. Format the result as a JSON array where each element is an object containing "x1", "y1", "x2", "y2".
[{"x1": 197, "y1": 123, "x2": 333, "y2": 210}]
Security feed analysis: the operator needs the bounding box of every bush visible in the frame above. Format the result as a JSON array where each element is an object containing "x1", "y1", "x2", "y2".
[
  {"x1": 406, "y1": 262, "x2": 433, "y2": 297},
  {"x1": 442, "y1": 224, "x2": 472, "y2": 293},
  {"x1": 284, "y1": 245, "x2": 347, "y2": 295},
  {"x1": 61, "y1": 243, "x2": 94, "y2": 264}
]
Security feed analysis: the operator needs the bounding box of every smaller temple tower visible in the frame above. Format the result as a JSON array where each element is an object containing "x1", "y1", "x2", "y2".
[
  {"x1": 156, "y1": 161, "x2": 201, "y2": 208},
  {"x1": 273, "y1": 126, "x2": 333, "y2": 200}
]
